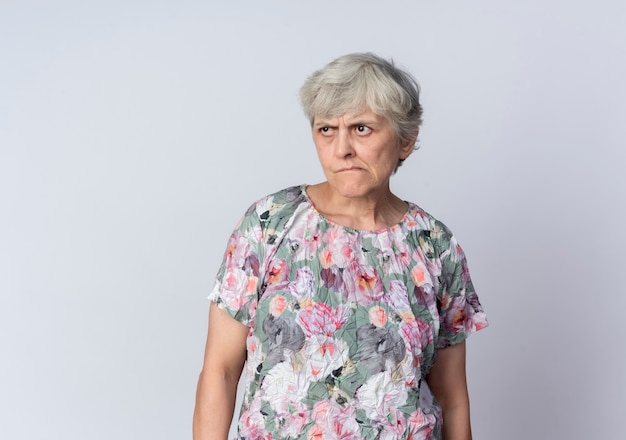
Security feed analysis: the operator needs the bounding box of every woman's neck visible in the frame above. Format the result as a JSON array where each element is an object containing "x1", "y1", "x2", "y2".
[{"x1": 306, "y1": 182, "x2": 408, "y2": 230}]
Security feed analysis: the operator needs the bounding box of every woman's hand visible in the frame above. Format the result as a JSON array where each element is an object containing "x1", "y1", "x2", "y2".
[
  {"x1": 193, "y1": 303, "x2": 249, "y2": 440},
  {"x1": 425, "y1": 341, "x2": 472, "y2": 440}
]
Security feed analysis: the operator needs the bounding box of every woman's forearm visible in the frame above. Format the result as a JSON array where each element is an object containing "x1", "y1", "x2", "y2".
[
  {"x1": 441, "y1": 403, "x2": 472, "y2": 440},
  {"x1": 193, "y1": 368, "x2": 240, "y2": 440}
]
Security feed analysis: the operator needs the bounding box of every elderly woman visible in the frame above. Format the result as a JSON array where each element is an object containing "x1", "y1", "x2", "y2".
[{"x1": 193, "y1": 53, "x2": 487, "y2": 440}]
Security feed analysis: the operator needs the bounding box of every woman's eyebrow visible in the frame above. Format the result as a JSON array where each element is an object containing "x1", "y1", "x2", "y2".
[{"x1": 313, "y1": 120, "x2": 337, "y2": 128}]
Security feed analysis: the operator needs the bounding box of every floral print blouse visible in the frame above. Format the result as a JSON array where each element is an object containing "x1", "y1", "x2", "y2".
[{"x1": 208, "y1": 185, "x2": 487, "y2": 440}]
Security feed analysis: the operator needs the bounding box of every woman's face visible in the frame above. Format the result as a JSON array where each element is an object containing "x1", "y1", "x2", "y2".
[{"x1": 312, "y1": 109, "x2": 414, "y2": 200}]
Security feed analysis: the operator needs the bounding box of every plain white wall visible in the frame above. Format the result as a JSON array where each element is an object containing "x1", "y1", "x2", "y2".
[{"x1": 1, "y1": 1, "x2": 624, "y2": 439}]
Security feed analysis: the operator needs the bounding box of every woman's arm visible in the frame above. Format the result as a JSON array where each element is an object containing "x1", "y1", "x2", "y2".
[
  {"x1": 425, "y1": 341, "x2": 472, "y2": 440},
  {"x1": 193, "y1": 302, "x2": 249, "y2": 440}
]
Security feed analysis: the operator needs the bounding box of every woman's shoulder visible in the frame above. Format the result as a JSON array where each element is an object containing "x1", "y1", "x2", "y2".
[
  {"x1": 243, "y1": 185, "x2": 309, "y2": 229},
  {"x1": 248, "y1": 185, "x2": 307, "y2": 215},
  {"x1": 405, "y1": 201, "x2": 448, "y2": 232},
  {"x1": 404, "y1": 201, "x2": 458, "y2": 249}
]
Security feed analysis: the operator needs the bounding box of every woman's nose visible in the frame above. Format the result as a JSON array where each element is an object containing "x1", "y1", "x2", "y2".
[{"x1": 335, "y1": 130, "x2": 355, "y2": 157}]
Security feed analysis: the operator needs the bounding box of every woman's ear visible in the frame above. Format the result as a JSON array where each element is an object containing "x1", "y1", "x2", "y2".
[{"x1": 399, "y1": 132, "x2": 419, "y2": 159}]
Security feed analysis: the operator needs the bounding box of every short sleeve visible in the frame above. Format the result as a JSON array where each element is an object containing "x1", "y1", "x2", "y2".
[
  {"x1": 434, "y1": 223, "x2": 488, "y2": 348},
  {"x1": 208, "y1": 204, "x2": 265, "y2": 327}
]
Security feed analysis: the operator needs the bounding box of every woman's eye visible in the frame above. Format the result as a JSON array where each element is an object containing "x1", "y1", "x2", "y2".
[{"x1": 356, "y1": 125, "x2": 371, "y2": 134}]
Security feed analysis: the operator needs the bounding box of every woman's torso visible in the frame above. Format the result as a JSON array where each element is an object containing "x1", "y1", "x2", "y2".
[{"x1": 225, "y1": 185, "x2": 455, "y2": 439}]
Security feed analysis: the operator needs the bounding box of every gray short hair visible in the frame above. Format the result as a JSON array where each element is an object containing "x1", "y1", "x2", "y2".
[{"x1": 300, "y1": 53, "x2": 423, "y2": 154}]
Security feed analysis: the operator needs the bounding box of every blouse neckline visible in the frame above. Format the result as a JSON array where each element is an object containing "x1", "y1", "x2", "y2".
[{"x1": 301, "y1": 184, "x2": 410, "y2": 234}]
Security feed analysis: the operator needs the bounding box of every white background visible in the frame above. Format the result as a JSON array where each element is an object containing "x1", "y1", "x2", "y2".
[{"x1": 1, "y1": 1, "x2": 625, "y2": 439}]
